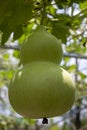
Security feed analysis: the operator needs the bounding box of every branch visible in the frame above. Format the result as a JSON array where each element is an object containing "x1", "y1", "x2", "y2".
[
  {"x1": 0, "y1": 45, "x2": 87, "y2": 59},
  {"x1": 0, "y1": 45, "x2": 20, "y2": 50},
  {"x1": 64, "y1": 52, "x2": 87, "y2": 59}
]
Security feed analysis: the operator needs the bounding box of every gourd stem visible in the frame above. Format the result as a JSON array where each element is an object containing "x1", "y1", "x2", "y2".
[{"x1": 40, "y1": 0, "x2": 46, "y2": 25}]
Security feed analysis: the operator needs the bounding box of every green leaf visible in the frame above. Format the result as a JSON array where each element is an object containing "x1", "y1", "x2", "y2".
[
  {"x1": 66, "y1": 44, "x2": 76, "y2": 53},
  {"x1": 13, "y1": 25, "x2": 23, "y2": 40},
  {"x1": 0, "y1": 21, "x2": 11, "y2": 45},
  {"x1": 7, "y1": 70, "x2": 14, "y2": 79},
  {"x1": 77, "y1": 71, "x2": 87, "y2": 79},
  {"x1": 0, "y1": 0, "x2": 33, "y2": 45},
  {"x1": 47, "y1": 6, "x2": 57, "y2": 16},
  {"x1": 51, "y1": 22, "x2": 69, "y2": 43},
  {"x1": 13, "y1": 50, "x2": 20, "y2": 59},
  {"x1": 3, "y1": 54, "x2": 9, "y2": 60},
  {"x1": 1, "y1": 31, "x2": 11, "y2": 45},
  {"x1": 67, "y1": 64, "x2": 76, "y2": 72},
  {"x1": 80, "y1": 1, "x2": 87, "y2": 9}
]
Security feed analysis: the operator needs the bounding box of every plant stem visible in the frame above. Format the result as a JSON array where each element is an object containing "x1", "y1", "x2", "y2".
[
  {"x1": 71, "y1": 4, "x2": 74, "y2": 16},
  {"x1": 40, "y1": 0, "x2": 46, "y2": 25}
]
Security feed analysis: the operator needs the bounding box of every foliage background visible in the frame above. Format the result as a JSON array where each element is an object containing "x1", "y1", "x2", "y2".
[{"x1": 0, "y1": 0, "x2": 87, "y2": 129}]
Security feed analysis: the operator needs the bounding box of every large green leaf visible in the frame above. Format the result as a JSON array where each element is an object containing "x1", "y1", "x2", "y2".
[
  {"x1": 51, "y1": 22, "x2": 69, "y2": 43},
  {"x1": 0, "y1": 0, "x2": 33, "y2": 45}
]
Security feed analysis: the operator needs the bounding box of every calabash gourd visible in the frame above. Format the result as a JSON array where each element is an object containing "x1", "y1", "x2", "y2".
[{"x1": 9, "y1": 25, "x2": 75, "y2": 121}]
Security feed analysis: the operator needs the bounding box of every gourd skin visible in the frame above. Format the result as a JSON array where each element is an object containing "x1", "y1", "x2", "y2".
[
  {"x1": 8, "y1": 62, "x2": 75, "y2": 119},
  {"x1": 20, "y1": 26, "x2": 63, "y2": 65}
]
